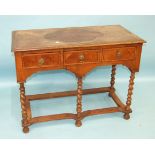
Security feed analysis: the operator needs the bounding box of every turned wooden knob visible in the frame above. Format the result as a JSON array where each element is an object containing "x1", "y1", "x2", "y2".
[
  {"x1": 79, "y1": 54, "x2": 85, "y2": 61},
  {"x1": 38, "y1": 58, "x2": 45, "y2": 65},
  {"x1": 116, "y1": 50, "x2": 122, "y2": 59}
]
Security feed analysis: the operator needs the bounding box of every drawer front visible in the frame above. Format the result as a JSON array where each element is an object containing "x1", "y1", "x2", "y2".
[
  {"x1": 64, "y1": 50, "x2": 99, "y2": 65},
  {"x1": 22, "y1": 52, "x2": 61, "y2": 68},
  {"x1": 103, "y1": 47, "x2": 136, "y2": 61}
]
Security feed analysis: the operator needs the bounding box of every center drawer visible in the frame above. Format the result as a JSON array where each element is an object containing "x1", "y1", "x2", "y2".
[
  {"x1": 64, "y1": 49, "x2": 100, "y2": 65},
  {"x1": 22, "y1": 52, "x2": 62, "y2": 68}
]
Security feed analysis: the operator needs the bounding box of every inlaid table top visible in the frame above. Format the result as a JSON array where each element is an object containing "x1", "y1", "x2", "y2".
[{"x1": 12, "y1": 25, "x2": 145, "y2": 52}]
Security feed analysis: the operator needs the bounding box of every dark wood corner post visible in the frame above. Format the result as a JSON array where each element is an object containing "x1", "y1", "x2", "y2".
[
  {"x1": 124, "y1": 71, "x2": 135, "y2": 120},
  {"x1": 19, "y1": 83, "x2": 29, "y2": 133},
  {"x1": 109, "y1": 65, "x2": 116, "y2": 96},
  {"x1": 75, "y1": 77, "x2": 83, "y2": 127}
]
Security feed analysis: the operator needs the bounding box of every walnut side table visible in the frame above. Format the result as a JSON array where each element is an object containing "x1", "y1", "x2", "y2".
[{"x1": 12, "y1": 25, "x2": 146, "y2": 133}]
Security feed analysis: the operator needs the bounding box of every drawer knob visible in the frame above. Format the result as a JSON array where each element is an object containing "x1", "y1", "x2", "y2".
[
  {"x1": 38, "y1": 58, "x2": 45, "y2": 65},
  {"x1": 79, "y1": 54, "x2": 85, "y2": 61},
  {"x1": 116, "y1": 50, "x2": 122, "y2": 59}
]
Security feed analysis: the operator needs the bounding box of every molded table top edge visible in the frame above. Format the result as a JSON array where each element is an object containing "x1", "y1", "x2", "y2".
[{"x1": 12, "y1": 25, "x2": 146, "y2": 52}]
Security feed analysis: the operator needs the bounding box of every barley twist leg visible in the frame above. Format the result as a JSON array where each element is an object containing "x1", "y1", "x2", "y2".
[
  {"x1": 19, "y1": 83, "x2": 29, "y2": 133},
  {"x1": 109, "y1": 65, "x2": 116, "y2": 97},
  {"x1": 75, "y1": 77, "x2": 83, "y2": 127},
  {"x1": 124, "y1": 72, "x2": 135, "y2": 120}
]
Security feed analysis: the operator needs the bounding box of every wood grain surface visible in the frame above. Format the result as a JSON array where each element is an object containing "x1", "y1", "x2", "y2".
[
  {"x1": 12, "y1": 25, "x2": 146, "y2": 133},
  {"x1": 12, "y1": 25, "x2": 145, "y2": 52}
]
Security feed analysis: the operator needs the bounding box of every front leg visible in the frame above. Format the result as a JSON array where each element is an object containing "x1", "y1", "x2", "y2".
[
  {"x1": 75, "y1": 77, "x2": 83, "y2": 127},
  {"x1": 19, "y1": 83, "x2": 29, "y2": 133},
  {"x1": 124, "y1": 72, "x2": 135, "y2": 120},
  {"x1": 109, "y1": 65, "x2": 116, "y2": 97}
]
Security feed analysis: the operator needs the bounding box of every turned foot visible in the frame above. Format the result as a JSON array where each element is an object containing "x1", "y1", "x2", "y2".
[
  {"x1": 23, "y1": 126, "x2": 29, "y2": 133},
  {"x1": 123, "y1": 113, "x2": 130, "y2": 120},
  {"x1": 75, "y1": 120, "x2": 82, "y2": 127}
]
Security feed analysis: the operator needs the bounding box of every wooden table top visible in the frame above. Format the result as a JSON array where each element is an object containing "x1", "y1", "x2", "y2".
[{"x1": 12, "y1": 25, "x2": 145, "y2": 52}]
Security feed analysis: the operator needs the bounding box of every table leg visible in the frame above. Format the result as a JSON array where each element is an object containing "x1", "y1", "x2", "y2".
[
  {"x1": 19, "y1": 83, "x2": 29, "y2": 133},
  {"x1": 124, "y1": 71, "x2": 135, "y2": 120},
  {"x1": 109, "y1": 65, "x2": 116, "y2": 96},
  {"x1": 75, "y1": 77, "x2": 83, "y2": 127}
]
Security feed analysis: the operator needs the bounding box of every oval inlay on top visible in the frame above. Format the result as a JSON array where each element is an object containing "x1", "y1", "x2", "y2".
[{"x1": 44, "y1": 28, "x2": 103, "y2": 43}]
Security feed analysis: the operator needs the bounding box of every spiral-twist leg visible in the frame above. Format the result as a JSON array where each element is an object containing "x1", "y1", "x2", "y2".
[
  {"x1": 19, "y1": 83, "x2": 29, "y2": 133},
  {"x1": 124, "y1": 72, "x2": 135, "y2": 120},
  {"x1": 75, "y1": 77, "x2": 83, "y2": 127},
  {"x1": 109, "y1": 65, "x2": 116, "y2": 96}
]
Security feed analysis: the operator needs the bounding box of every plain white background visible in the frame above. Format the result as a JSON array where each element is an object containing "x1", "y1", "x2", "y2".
[{"x1": 0, "y1": 0, "x2": 155, "y2": 155}]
